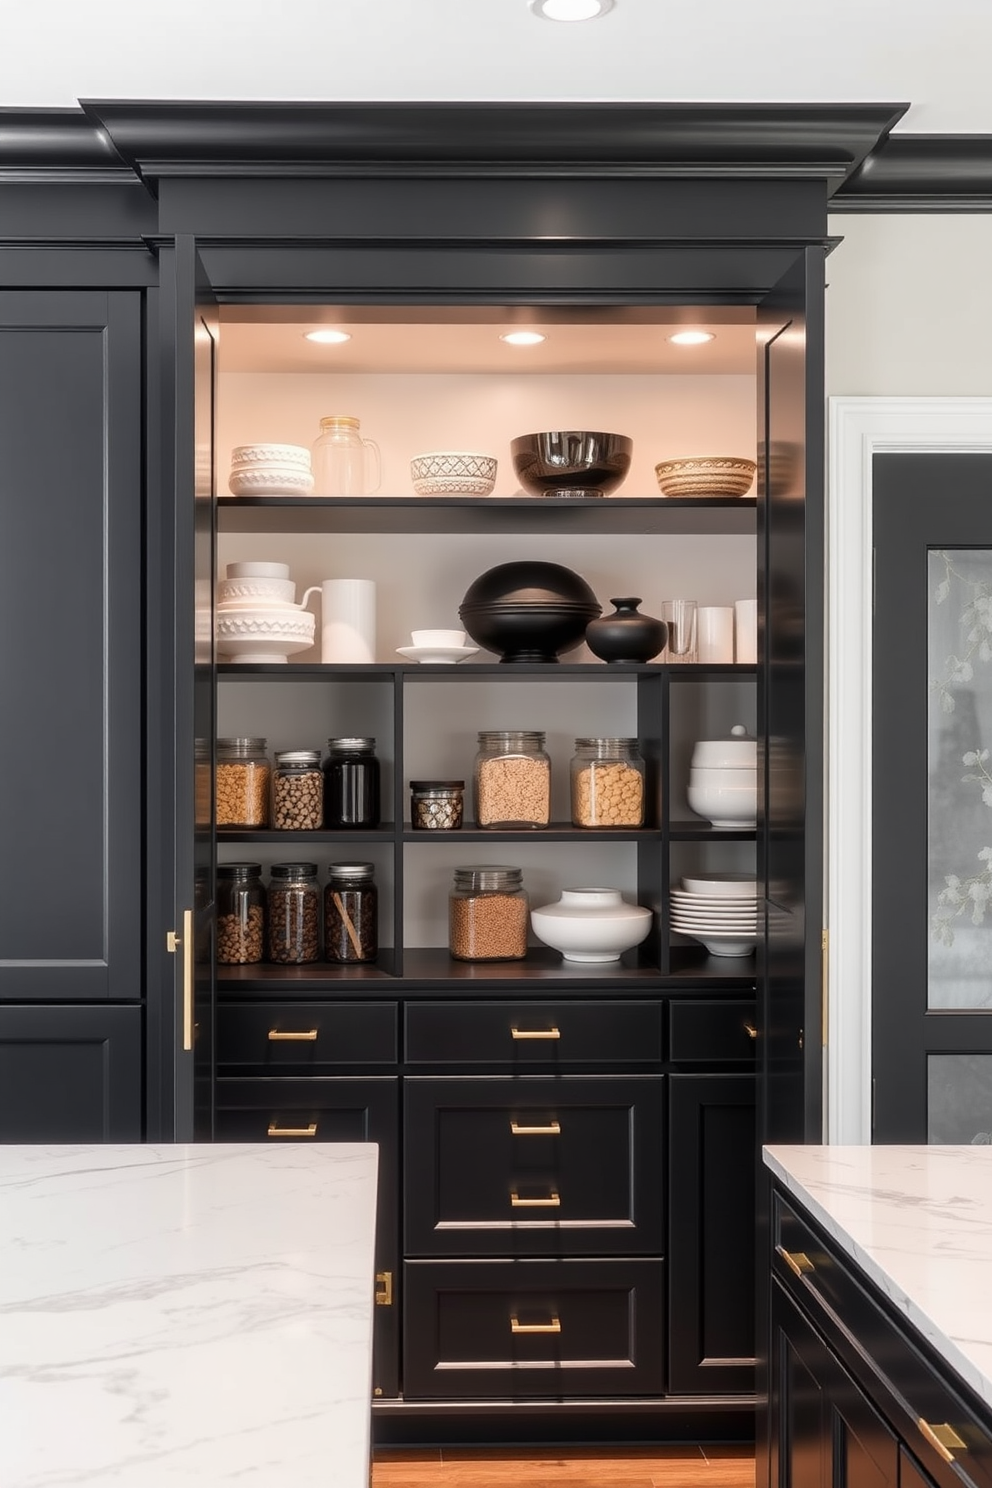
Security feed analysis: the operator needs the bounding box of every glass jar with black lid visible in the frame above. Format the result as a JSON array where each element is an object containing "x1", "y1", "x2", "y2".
[
  {"x1": 216, "y1": 863, "x2": 266, "y2": 965},
  {"x1": 267, "y1": 862, "x2": 321, "y2": 964},
  {"x1": 323, "y1": 738, "x2": 380, "y2": 828},
  {"x1": 324, "y1": 862, "x2": 378, "y2": 963}
]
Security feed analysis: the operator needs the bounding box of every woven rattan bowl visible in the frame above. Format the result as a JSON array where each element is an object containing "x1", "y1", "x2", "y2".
[{"x1": 654, "y1": 456, "x2": 756, "y2": 499}]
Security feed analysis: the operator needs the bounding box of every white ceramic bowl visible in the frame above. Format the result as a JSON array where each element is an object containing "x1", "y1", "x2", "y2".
[
  {"x1": 230, "y1": 443, "x2": 311, "y2": 468},
  {"x1": 411, "y1": 629, "x2": 467, "y2": 648},
  {"x1": 691, "y1": 726, "x2": 756, "y2": 769},
  {"x1": 215, "y1": 606, "x2": 315, "y2": 664},
  {"x1": 225, "y1": 562, "x2": 291, "y2": 579},
  {"x1": 689, "y1": 765, "x2": 757, "y2": 790},
  {"x1": 680, "y1": 873, "x2": 757, "y2": 896},
  {"x1": 410, "y1": 452, "x2": 498, "y2": 497},
  {"x1": 227, "y1": 466, "x2": 315, "y2": 497},
  {"x1": 654, "y1": 456, "x2": 757, "y2": 499},
  {"x1": 217, "y1": 576, "x2": 297, "y2": 607},
  {"x1": 682, "y1": 930, "x2": 757, "y2": 958},
  {"x1": 686, "y1": 778, "x2": 757, "y2": 828},
  {"x1": 530, "y1": 887, "x2": 652, "y2": 964}
]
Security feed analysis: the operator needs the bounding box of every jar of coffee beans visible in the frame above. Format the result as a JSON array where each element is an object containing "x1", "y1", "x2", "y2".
[
  {"x1": 474, "y1": 730, "x2": 550, "y2": 829},
  {"x1": 272, "y1": 750, "x2": 323, "y2": 831},
  {"x1": 325, "y1": 862, "x2": 378, "y2": 963},
  {"x1": 570, "y1": 737, "x2": 645, "y2": 828},
  {"x1": 216, "y1": 738, "x2": 271, "y2": 827},
  {"x1": 267, "y1": 863, "x2": 321, "y2": 964},
  {"x1": 216, "y1": 863, "x2": 266, "y2": 964},
  {"x1": 449, "y1": 865, "x2": 528, "y2": 962}
]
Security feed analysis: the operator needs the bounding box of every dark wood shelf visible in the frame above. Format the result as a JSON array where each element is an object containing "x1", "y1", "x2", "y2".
[
  {"x1": 217, "y1": 951, "x2": 401, "y2": 989},
  {"x1": 218, "y1": 825, "x2": 395, "y2": 843},
  {"x1": 403, "y1": 822, "x2": 660, "y2": 842},
  {"x1": 216, "y1": 495, "x2": 757, "y2": 536}
]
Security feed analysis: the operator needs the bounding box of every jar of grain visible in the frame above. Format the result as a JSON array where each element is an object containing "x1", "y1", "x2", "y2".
[
  {"x1": 272, "y1": 750, "x2": 323, "y2": 831},
  {"x1": 216, "y1": 863, "x2": 266, "y2": 965},
  {"x1": 325, "y1": 862, "x2": 378, "y2": 963},
  {"x1": 449, "y1": 865, "x2": 528, "y2": 962},
  {"x1": 473, "y1": 730, "x2": 550, "y2": 829},
  {"x1": 410, "y1": 780, "x2": 464, "y2": 831},
  {"x1": 216, "y1": 738, "x2": 271, "y2": 827},
  {"x1": 323, "y1": 738, "x2": 381, "y2": 828},
  {"x1": 570, "y1": 737, "x2": 646, "y2": 828},
  {"x1": 267, "y1": 862, "x2": 321, "y2": 964}
]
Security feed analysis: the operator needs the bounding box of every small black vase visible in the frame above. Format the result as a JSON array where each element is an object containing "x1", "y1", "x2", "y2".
[{"x1": 585, "y1": 597, "x2": 668, "y2": 664}]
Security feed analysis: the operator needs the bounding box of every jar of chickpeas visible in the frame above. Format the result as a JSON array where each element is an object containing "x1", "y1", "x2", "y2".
[
  {"x1": 215, "y1": 738, "x2": 271, "y2": 827},
  {"x1": 570, "y1": 738, "x2": 645, "y2": 828}
]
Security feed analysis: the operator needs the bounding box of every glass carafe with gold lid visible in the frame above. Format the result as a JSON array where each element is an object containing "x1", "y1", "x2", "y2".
[{"x1": 312, "y1": 415, "x2": 382, "y2": 496}]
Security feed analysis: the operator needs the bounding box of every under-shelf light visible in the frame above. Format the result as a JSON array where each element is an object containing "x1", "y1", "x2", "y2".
[
  {"x1": 304, "y1": 329, "x2": 352, "y2": 344},
  {"x1": 500, "y1": 331, "x2": 547, "y2": 346},
  {"x1": 668, "y1": 330, "x2": 716, "y2": 346}
]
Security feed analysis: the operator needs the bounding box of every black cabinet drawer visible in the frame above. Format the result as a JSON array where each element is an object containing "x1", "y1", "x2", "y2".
[
  {"x1": 403, "y1": 1257, "x2": 664, "y2": 1399},
  {"x1": 669, "y1": 999, "x2": 757, "y2": 1062},
  {"x1": 404, "y1": 1075, "x2": 664, "y2": 1257},
  {"x1": 405, "y1": 1000, "x2": 662, "y2": 1067},
  {"x1": 216, "y1": 1001, "x2": 398, "y2": 1069}
]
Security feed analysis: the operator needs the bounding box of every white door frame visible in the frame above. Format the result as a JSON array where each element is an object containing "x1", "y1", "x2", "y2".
[{"x1": 827, "y1": 397, "x2": 992, "y2": 1143}]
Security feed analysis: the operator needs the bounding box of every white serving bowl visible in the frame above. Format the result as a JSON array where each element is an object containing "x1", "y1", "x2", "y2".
[
  {"x1": 686, "y1": 777, "x2": 757, "y2": 828},
  {"x1": 225, "y1": 562, "x2": 291, "y2": 579},
  {"x1": 411, "y1": 629, "x2": 467, "y2": 648},
  {"x1": 218, "y1": 576, "x2": 297, "y2": 607},
  {"x1": 691, "y1": 725, "x2": 756, "y2": 769},
  {"x1": 530, "y1": 887, "x2": 652, "y2": 964},
  {"x1": 410, "y1": 452, "x2": 498, "y2": 497},
  {"x1": 684, "y1": 930, "x2": 757, "y2": 958},
  {"x1": 216, "y1": 606, "x2": 316, "y2": 664},
  {"x1": 689, "y1": 765, "x2": 757, "y2": 790},
  {"x1": 230, "y1": 443, "x2": 311, "y2": 468},
  {"x1": 227, "y1": 466, "x2": 315, "y2": 497},
  {"x1": 680, "y1": 873, "x2": 757, "y2": 896}
]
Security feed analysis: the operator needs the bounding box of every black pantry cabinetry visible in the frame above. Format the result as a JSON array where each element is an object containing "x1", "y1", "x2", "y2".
[{"x1": 0, "y1": 100, "x2": 902, "y2": 1441}]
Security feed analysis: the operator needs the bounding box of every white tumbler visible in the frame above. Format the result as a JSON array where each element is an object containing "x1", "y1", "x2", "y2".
[
  {"x1": 303, "y1": 579, "x2": 377, "y2": 663},
  {"x1": 697, "y1": 606, "x2": 735, "y2": 664},
  {"x1": 734, "y1": 599, "x2": 758, "y2": 664}
]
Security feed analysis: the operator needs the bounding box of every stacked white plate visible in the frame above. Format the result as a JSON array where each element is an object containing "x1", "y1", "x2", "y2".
[{"x1": 670, "y1": 872, "x2": 758, "y2": 957}]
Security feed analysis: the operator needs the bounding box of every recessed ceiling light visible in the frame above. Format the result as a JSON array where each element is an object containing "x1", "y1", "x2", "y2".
[
  {"x1": 304, "y1": 329, "x2": 352, "y2": 345},
  {"x1": 500, "y1": 331, "x2": 547, "y2": 346},
  {"x1": 529, "y1": 0, "x2": 614, "y2": 18},
  {"x1": 668, "y1": 330, "x2": 716, "y2": 346}
]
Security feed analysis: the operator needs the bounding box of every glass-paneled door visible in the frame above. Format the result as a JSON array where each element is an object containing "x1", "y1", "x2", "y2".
[{"x1": 872, "y1": 453, "x2": 992, "y2": 1142}]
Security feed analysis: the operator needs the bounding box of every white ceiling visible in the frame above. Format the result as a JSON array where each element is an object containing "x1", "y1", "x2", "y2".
[{"x1": 3, "y1": 0, "x2": 991, "y2": 133}]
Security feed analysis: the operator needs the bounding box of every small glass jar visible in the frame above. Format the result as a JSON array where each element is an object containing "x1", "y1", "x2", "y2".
[
  {"x1": 267, "y1": 862, "x2": 322, "y2": 964},
  {"x1": 570, "y1": 737, "x2": 646, "y2": 828},
  {"x1": 272, "y1": 750, "x2": 323, "y2": 831},
  {"x1": 216, "y1": 738, "x2": 270, "y2": 828},
  {"x1": 311, "y1": 414, "x2": 382, "y2": 497},
  {"x1": 448, "y1": 865, "x2": 528, "y2": 962},
  {"x1": 325, "y1": 862, "x2": 378, "y2": 963},
  {"x1": 216, "y1": 863, "x2": 266, "y2": 965},
  {"x1": 410, "y1": 780, "x2": 464, "y2": 831},
  {"x1": 473, "y1": 730, "x2": 550, "y2": 830},
  {"x1": 323, "y1": 738, "x2": 381, "y2": 828}
]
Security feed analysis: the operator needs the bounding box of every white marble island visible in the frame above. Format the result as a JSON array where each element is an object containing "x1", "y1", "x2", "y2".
[{"x1": 0, "y1": 1143, "x2": 378, "y2": 1487}]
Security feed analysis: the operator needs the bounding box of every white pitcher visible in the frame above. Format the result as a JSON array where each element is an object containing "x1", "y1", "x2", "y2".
[{"x1": 302, "y1": 579, "x2": 377, "y2": 664}]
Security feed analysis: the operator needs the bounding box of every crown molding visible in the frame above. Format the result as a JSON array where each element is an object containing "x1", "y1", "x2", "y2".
[
  {"x1": 0, "y1": 107, "x2": 133, "y2": 183},
  {"x1": 831, "y1": 133, "x2": 992, "y2": 210}
]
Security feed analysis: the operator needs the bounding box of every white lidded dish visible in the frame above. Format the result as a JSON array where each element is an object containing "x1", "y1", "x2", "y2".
[
  {"x1": 691, "y1": 723, "x2": 756, "y2": 770},
  {"x1": 530, "y1": 886, "x2": 651, "y2": 964}
]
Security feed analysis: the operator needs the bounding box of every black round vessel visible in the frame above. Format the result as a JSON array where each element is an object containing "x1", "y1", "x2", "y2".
[
  {"x1": 511, "y1": 430, "x2": 633, "y2": 500},
  {"x1": 459, "y1": 560, "x2": 602, "y2": 664},
  {"x1": 585, "y1": 597, "x2": 668, "y2": 664}
]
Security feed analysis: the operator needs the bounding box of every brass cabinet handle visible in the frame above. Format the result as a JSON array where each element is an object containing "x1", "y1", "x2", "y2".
[
  {"x1": 267, "y1": 1122, "x2": 318, "y2": 1138},
  {"x1": 917, "y1": 1419, "x2": 967, "y2": 1463},
  {"x1": 511, "y1": 1315, "x2": 561, "y2": 1334},
  {"x1": 510, "y1": 1120, "x2": 561, "y2": 1136},
  {"x1": 511, "y1": 1027, "x2": 560, "y2": 1040},
  {"x1": 268, "y1": 1029, "x2": 319, "y2": 1041},
  {"x1": 776, "y1": 1245, "x2": 814, "y2": 1278},
  {"x1": 744, "y1": 1022, "x2": 758, "y2": 1039},
  {"x1": 511, "y1": 1191, "x2": 561, "y2": 1207},
  {"x1": 166, "y1": 908, "x2": 195, "y2": 1052}
]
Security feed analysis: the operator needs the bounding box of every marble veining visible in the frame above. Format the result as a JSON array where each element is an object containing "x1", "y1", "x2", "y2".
[
  {"x1": 765, "y1": 1144, "x2": 992, "y2": 1411},
  {"x1": 0, "y1": 1143, "x2": 378, "y2": 1486}
]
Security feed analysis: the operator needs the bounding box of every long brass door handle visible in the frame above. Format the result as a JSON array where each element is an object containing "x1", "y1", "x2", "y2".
[
  {"x1": 511, "y1": 1027, "x2": 560, "y2": 1040},
  {"x1": 167, "y1": 908, "x2": 194, "y2": 1052},
  {"x1": 511, "y1": 1192, "x2": 561, "y2": 1207},
  {"x1": 268, "y1": 1029, "x2": 319, "y2": 1041},
  {"x1": 267, "y1": 1122, "x2": 318, "y2": 1138},
  {"x1": 511, "y1": 1315, "x2": 561, "y2": 1334},
  {"x1": 510, "y1": 1120, "x2": 561, "y2": 1136}
]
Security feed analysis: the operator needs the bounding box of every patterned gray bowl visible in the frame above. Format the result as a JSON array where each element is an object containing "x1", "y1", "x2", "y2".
[{"x1": 410, "y1": 451, "x2": 498, "y2": 496}]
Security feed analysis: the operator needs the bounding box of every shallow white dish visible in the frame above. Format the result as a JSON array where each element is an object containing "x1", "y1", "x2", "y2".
[
  {"x1": 671, "y1": 890, "x2": 759, "y2": 908},
  {"x1": 227, "y1": 467, "x2": 316, "y2": 497},
  {"x1": 678, "y1": 929, "x2": 757, "y2": 958},
  {"x1": 396, "y1": 644, "x2": 479, "y2": 664},
  {"x1": 230, "y1": 443, "x2": 311, "y2": 468},
  {"x1": 672, "y1": 917, "x2": 759, "y2": 933},
  {"x1": 530, "y1": 887, "x2": 652, "y2": 964},
  {"x1": 680, "y1": 873, "x2": 757, "y2": 896}
]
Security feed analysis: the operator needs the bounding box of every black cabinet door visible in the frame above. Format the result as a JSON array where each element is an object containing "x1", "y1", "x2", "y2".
[
  {"x1": 668, "y1": 1072, "x2": 756, "y2": 1394},
  {"x1": 0, "y1": 1006, "x2": 142, "y2": 1140},
  {"x1": 0, "y1": 292, "x2": 142, "y2": 1002},
  {"x1": 770, "y1": 1281, "x2": 899, "y2": 1488}
]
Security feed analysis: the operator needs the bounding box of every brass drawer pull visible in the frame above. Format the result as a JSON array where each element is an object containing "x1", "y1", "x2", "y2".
[
  {"x1": 776, "y1": 1245, "x2": 814, "y2": 1278},
  {"x1": 511, "y1": 1191, "x2": 561, "y2": 1207},
  {"x1": 511, "y1": 1027, "x2": 560, "y2": 1040},
  {"x1": 375, "y1": 1271, "x2": 393, "y2": 1307},
  {"x1": 918, "y1": 1419, "x2": 967, "y2": 1463},
  {"x1": 267, "y1": 1122, "x2": 318, "y2": 1138},
  {"x1": 268, "y1": 1029, "x2": 319, "y2": 1041},
  {"x1": 744, "y1": 1022, "x2": 758, "y2": 1039},
  {"x1": 511, "y1": 1315, "x2": 561, "y2": 1334},
  {"x1": 510, "y1": 1120, "x2": 561, "y2": 1136}
]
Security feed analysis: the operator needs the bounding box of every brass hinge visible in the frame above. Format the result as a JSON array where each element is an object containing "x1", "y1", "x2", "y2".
[
  {"x1": 375, "y1": 1271, "x2": 393, "y2": 1307},
  {"x1": 821, "y1": 927, "x2": 829, "y2": 1048}
]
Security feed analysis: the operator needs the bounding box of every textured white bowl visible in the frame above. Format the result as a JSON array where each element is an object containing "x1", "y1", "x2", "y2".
[
  {"x1": 530, "y1": 887, "x2": 652, "y2": 964},
  {"x1": 227, "y1": 466, "x2": 315, "y2": 497},
  {"x1": 216, "y1": 606, "x2": 315, "y2": 664},
  {"x1": 230, "y1": 443, "x2": 311, "y2": 468},
  {"x1": 225, "y1": 562, "x2": 291, "y2": 579},
  {"x1": 218, "y1": 576, "x2": 297, "y2": 606},
  {"x1": 654, "y1": 456, "x2": 756, "y2": 499},
  {"x1": 410, "y1": 452, "x2": 498, "y2": 497},
  {"x1": 686, "y1": 778, "x2": 757, "y2": 828}
]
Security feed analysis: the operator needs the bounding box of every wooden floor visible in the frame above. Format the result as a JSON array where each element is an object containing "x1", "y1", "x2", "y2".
[{"x1": 372, "y1": 1445, "x2": 755, "y2": 1488}]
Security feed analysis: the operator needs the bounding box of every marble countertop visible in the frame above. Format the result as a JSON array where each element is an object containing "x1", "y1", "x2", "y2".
[
  {"x1": 765, "y1": 1144, "x2": 992, "y2": 1413},
  {"x1": 1, "y1": 1143, "x2": 378, "y2": 1487}
]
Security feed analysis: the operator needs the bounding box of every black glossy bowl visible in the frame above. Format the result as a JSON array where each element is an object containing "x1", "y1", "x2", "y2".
[
  {"x1": 511, "y1": 430, "x2": 633, "y2": 500},
  {"x1": 459, "y1": 560, "x2": 602, "y2": 663}
]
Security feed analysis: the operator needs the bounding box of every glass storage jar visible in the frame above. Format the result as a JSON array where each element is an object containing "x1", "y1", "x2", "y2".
[
  {"x1": 216, "y1": 863, "x2": 266, "y2": 965},
  {"x1": 410, "y1": 780, "x2": 464, "y2": 830},
  {"x1": 215, "y1": 738, "x2": 270, "y2": 828},
  {"x1": 570, "y1": 737, "x2": 646, "y2": 828},
  {"x1": 473, "y1": 730, "x2": 550, "y2": 829},
  {"x1": 311, "y1": 414, "x2": 382, "y2": 497},
  {"x1": 323, "y1": 737, "x2": 381, "y2": 828},
  {"x1": 272, "y1": 750, "x2": 323, "y2": 831},
  {"x1": 448, "y1": 865, "x2": 528, "y2": 962},
  {"x1": 325, "y1": 862, "x2": 378, "y2": 963},
  {"x1": 267, "y1": 862, "x2": 321, "y2": 964}
]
